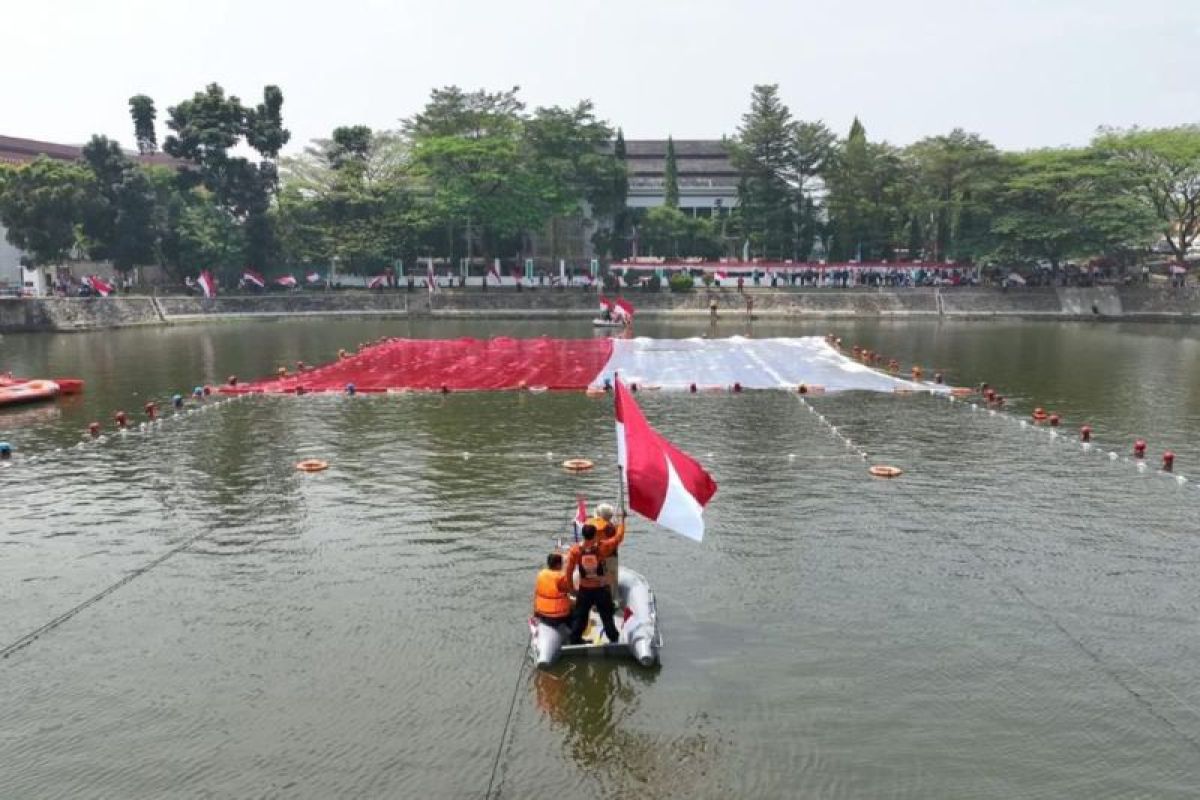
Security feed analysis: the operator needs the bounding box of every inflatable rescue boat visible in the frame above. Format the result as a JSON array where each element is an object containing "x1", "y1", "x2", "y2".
[
  {"x1": 591, "y1": 318, "x2": 628, "y2": 329},
  {"x1": 529, "y1": 566, "x2": 662, "y2": 669},
  {"x1": 0, "y1": 380, "x2": 61, "y2": 408}
]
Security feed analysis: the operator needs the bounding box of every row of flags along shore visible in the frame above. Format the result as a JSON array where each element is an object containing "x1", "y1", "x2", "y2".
[{"x1": 189, "y1": 267, "x2": 612, "y2": 298}]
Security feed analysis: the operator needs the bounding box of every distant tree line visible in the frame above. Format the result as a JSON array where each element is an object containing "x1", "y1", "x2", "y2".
[{"x1": 1, "y1": 81, "x2": 1197, "y2": 284}]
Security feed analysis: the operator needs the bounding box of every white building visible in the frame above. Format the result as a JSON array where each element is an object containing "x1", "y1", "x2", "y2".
[{"x1": 623, "y1": 139, "x2": 740, "y2": 217}]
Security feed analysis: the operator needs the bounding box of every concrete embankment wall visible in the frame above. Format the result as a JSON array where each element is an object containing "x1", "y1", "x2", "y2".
[{"x1": 4, "y1": 287, "x2": 1200, "y2": 332}]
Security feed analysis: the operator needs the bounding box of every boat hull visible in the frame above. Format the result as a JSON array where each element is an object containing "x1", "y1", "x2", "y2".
[{"x1": 529, "y1": 566, "x2": 662, "y2": 669}]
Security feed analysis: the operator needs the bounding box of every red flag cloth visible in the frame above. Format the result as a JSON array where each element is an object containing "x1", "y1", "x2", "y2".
[
  {"x1": 614, "y1": 378, "x2": 716, "y2": 541},
  {"x1": 573, "y1": 496, "x2": 588, "y2": 540},
  {"x1": 243, "y1": 269, "x2": 266, "y2": 288},
  {"x1": 613, "y1": 297, "x2": 635, "y2": 318},
  {"x1": 275, "y1": 275, "x2": 298, "y2": 287},
  {"x1": 85, "y1": 275, "x2": 113, "y2": 296},
  {"x1": 198, "y1": 270, "x2": 217, "y2": 298},
  {"x1": 367, "y1": 274, "x2": 387, "y2": 289},
  {"x1": 305, "y1": 271, "x2": 321, "y2": 284}
]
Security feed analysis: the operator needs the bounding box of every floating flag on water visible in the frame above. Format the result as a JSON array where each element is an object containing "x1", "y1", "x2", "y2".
[
  {"x1": 198, "y1": 270, "x2": 217, "y2": 298},
  {"x1": 367, "y1": 274, "x2": 387, "y2": 289},
  {"x1": 242, "y1": 269, "x2": 266, "y2": 289},
  {"x1": 614, "y1": 378, "x2": 716, "y2": 541},
  {"x1": 85, "y1": 275, "x2": 113, "y2": 297},
  {"x1": 305, "y1": 271, "x2": 322, "y2": 285},
  {"x1": 275, "y1": 274, "x2": 298, "y2": 288}
]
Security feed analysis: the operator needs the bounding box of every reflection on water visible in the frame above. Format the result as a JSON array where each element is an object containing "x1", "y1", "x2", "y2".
[{"x1": 2, "y1": 318, "x2": 1200, "y2": 798}]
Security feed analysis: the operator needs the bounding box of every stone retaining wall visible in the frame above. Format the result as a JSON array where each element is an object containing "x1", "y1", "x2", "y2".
[{"x1": 5, "y1": 287, "x2": 1200, "y2": 332}]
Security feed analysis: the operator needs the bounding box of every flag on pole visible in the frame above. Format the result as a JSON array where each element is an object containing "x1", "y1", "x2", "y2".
[
  {"x1": 572, "y1": 496, "x2": 588, "y2": 542},
  {"x1": 305, "y1": 271, "x2": 322, "y2": 285},
  {"x1": 85, "y1": 275, "x2": 114, "y2": 297},
  {"x1": 275, "y1": 274, "x2": 298, "y2": 288},
  {"x1": 614, "y1": 378, "x2": 717, "y2": 541},
  {"x1": 487, "y1": 263, "x2": 501, "y2": 284},
  {"x1": 367, "y1": 274, "x2": 387, "y2": 289},
  {"x1": 242, "y1": 269, "x2": 266, "y2": 289},
  {"x1": 613, "y1": 297, "x2": 635, "y2": 321},
  {"x1": 425, "y1": 262, "x2": 437, "y2": 293},
  {"x1": 714, "y1": 270, "x2": 727, "y2": 282},
  {"x1": 198, "y1": 270, "x2": 217, "y2": 298}
]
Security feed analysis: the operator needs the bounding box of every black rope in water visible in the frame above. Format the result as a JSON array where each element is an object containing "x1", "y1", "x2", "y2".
[
  {"x1": 0, "y1": 530, "x2": 207, "y2": 661},
  {"x1": 483, "y1": 644, "x2": 530, "y2": 799}
]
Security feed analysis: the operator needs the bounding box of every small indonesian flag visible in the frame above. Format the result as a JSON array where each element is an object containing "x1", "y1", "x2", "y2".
[
  {"x1": 613, "y1": 297, "x2": 635, "y2": 320},
  {"x1": 615, "y1": 378, "x2": 716, "y2": 541},
  {"x1": 242, "y1": 269, "x2": 266, "y2": 289},
  {"x1": 275, "y1": 274, "x2": 298, "y2": 287},
  {"x1": 198, "y1": 270, "x2": 217, "y2": 298},
  {"x1": 714, "y1": 270, "x2": 727, "y2": 281},
  {"x1": 305, "y1": 271, "x2": 322, "y2": 285},
  {"x1": 85, "y1": 275, "x2": 114, "y2": 297},
  {"x1": 573, "y1": 496, "x2": 588, "y2": 541},
  {"x1": 367, "y1": 274, "x2": 387, "y2": 289},
  {"x1": 425, "y1": 264, "x2": 437, "y2": 293},
  {"x1": 488, "y1": 264, "x2": 501, "y2": 284}
]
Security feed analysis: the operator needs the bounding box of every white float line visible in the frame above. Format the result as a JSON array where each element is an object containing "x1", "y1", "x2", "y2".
[{"x1": 938, "y1": 393, "x2": 1190, "y2": 489}]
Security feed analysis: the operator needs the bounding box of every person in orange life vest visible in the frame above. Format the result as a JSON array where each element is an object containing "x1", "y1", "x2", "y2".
[
  {"x1": 588, "y1": 503, "x2": 621, "y2": 597},
  {"x1": 532, "y1": 553, "x2": 574, "y2": 628},
  {"x1": 565, "y1": 519, "x2": 626, "y2": 645}
]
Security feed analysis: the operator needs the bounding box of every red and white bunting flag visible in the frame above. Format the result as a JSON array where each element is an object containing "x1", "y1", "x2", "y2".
[
  {"x1": 242, "y1": 269, "x2": 266, "y2": 288},
  {"x1": 615, "y1": 378, "x2": 716, "y2": 541},
  {"x1": 487, "y1": 264, "x2": 501, "y2": 284},
  {"x1": 275, "y1": 274, "x2": 298, "y2": 287},
  {"x1": 85, "y1": 275, "x2": 113, "y2": 297},
  {"x1": 305, "y1": 271, "x2": 322, "y2": 285},
  {"x1": 198, "y1": 270, "x2": 217, "y2": 298},
  {"x1": 573, "y1": 496, "x2": 588, "y2": 540},
  {"x1": 367, "y1": 274, "x2": 387, "y2": 289}
]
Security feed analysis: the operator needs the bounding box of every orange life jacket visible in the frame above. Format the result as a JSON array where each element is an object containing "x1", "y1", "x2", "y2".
[
  {"x1": 575, "y1": 541, "x2": 607, "y2": 589},
  {"x1": 589, "y1": 517, "x2": 616, "y2": 542},
  {"x1": 534, "y1": 569, "x2": 572, "y2": 618}
]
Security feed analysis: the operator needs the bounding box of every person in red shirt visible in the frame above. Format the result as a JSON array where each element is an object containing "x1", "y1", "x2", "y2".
[{"x1": 564, "y1": 518, "x2": 626, "y2": 645}]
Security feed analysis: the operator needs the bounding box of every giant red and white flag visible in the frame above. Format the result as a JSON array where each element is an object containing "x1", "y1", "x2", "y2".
[
  {"x1": 242, "y1": 269, "x2": 266, "y2": 289},
  {"x1": 85, "y1": 275, "x2": 113, "y2": 297},
  {"x1": 198, "y1": 270, "x2": 217, "y2": 298},
  {"x1": 615, "y1": 379, "x2": 716, "y2": 541}
]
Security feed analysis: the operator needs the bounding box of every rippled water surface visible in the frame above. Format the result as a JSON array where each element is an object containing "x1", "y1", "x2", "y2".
[{"x1": 2, "y1": 317, "x2": 1200, "y2": 798}]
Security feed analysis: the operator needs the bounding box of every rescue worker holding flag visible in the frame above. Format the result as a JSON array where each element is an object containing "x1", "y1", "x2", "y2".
[{"x1": 564, "y1": 514, "x2": 626, "y2": 645}]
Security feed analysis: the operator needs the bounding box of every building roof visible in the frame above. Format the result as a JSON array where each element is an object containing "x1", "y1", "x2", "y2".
[
  {"x1": 621, "y1": 139, "x2": 739, "y2": 196},
  {"x1": 0, "y1": 134, "x2": 184, "y2": 168},
  {"x1": 623, "y1": 139, "x2": 731, "y2": 158}
]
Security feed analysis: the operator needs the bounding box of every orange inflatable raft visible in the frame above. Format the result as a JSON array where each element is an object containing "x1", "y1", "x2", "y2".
[{"x1": 0, "y1": 380, "x2": 61, "y2": 408}]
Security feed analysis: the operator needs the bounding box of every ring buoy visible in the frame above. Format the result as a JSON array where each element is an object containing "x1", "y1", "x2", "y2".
[
  {"x1": 869, "y1": 465, "x2": 903, "y2": 478},
  {"x1": 562, "y1": 458, "x2": 594, "y2": 473},
  {"x1": 296, "y1": 459, "x2": 329, "y2": 473}
]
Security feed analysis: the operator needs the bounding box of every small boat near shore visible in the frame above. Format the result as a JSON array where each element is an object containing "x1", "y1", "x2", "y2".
[
  {"x1": 0, "y1": 376, "x2": 84, "y2": 395},
  {"x1": 529, "y1": 566, "x2": 662, "y2": 669},
  {"x1": 0, "y1": 379, "x2": 61, "y2": 408}
]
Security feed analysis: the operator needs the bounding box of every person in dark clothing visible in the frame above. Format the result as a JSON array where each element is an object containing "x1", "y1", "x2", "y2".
[{"x1": 564, "y1": 522, "x2": 625, "y2": 645}]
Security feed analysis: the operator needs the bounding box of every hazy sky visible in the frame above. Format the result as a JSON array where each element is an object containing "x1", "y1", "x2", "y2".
[{"x1": 5, "y1": 0, "x2": 1197, "y2": 154}]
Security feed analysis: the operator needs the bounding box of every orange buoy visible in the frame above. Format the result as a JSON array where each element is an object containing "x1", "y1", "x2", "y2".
[
  {"x1": 869, "y1": 465, "x2": 903, "y2": 478},
  {"x1": 562, "y1": 458, "x2": 594, "y2": 473},
  {"x1": 296, "y1": 459, "x2": 329, "y2": 472}
]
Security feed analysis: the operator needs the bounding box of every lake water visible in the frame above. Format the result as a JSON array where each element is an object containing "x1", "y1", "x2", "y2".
[{"x1": 2, "y1": 318, "x2": 1200, "y2": 798}]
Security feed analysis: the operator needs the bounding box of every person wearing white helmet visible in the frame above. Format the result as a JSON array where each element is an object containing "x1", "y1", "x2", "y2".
[{"x1": 587, "y1": 502, "x2": 622, "y2": 598}]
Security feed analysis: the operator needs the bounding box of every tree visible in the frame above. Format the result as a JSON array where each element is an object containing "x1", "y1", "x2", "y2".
[
  {"x1": 728, "y1": 85, "x2": 796, "y2": 259},
  {"x1": 988, "y1": 148, "x2": 1154, "y2": 267},
  {"x1": 904, "y1": 129, "x2": 1002, "y2": 261},
  {"x1": 79, "y1": 135, "x2": 159, "y2": 272},
  {"x1": 128, "y1": 95, "x2": 158, "y2": 155},
  {"x1": 664, "y1": 136, "x2": 680, "y2": 209},
  {"x1": 163, "y1": 83, "x2": 291, "y2": 272},
  {"x1": 1096, "y1": 126, "x2": 1200, "y2": 260},
  {"x1": 0, "y1": 157, "x2": 93, "y2": 266},
  {"x1": 792, "y1": 120, "x2": 836, "y2": 260}
]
